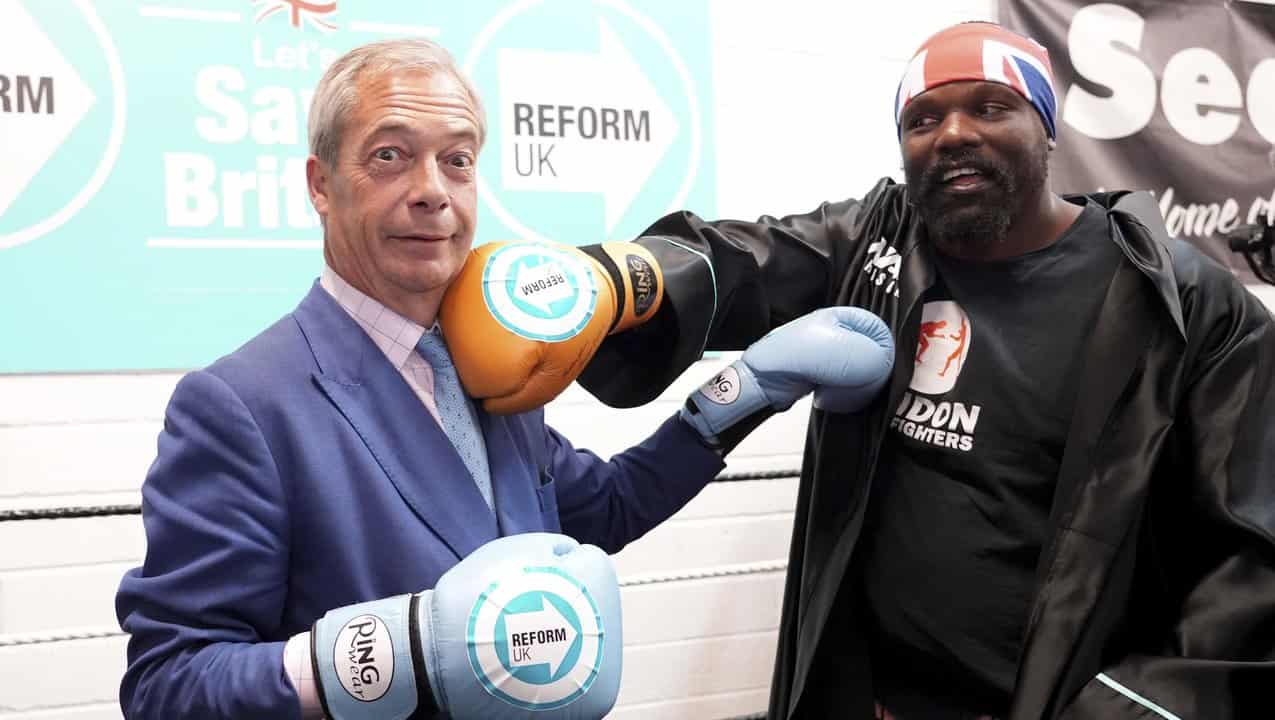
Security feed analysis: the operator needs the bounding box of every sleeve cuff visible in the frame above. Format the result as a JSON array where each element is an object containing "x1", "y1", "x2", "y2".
[{"x1": 284, "y1": 632, "x2": 326, "y2": 719}]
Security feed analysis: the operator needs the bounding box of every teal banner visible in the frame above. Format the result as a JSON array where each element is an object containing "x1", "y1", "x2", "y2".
[{"x1": 0, "y1": 0, "x2": 714, "y2": 372}]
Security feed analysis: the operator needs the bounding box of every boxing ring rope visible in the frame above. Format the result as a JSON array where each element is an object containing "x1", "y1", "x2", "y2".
[
  {"x1": 0, "y1": 470, "x2": 797, "y2": 718},
  {"x1": 0, "y1": 560, "x2": 788, "y2": 719},
  {"x1": 0, "y1": 627, "x2": 127, "y2": 648},
  {"x1": 0, "y1": 556, "x2": 792, "y2": 650},
  {"x1": 0, "y1": 470, "x2": 802, "y2": 523},
  {"x1": 0, "y1": 504, "x2": 142, "y2": 522}
]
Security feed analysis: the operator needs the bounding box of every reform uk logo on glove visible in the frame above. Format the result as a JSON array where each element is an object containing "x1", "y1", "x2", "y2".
[
  {"x1": 467, "y1": 566, "x2": 604, "y2": 710},
  {"x1": 481, "y1": 243, "x2": 600, "y2": 342}
]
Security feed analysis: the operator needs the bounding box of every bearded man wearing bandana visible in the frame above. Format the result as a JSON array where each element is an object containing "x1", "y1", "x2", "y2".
[{"x1": 575, "y1": 21, "x2": 1275, "y2": 720}]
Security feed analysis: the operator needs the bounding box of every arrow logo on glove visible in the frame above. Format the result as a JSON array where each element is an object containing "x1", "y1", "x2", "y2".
[
  {"x1": 513, "y1": 258, "x2": 576, "y2": 315},
  {"x1": 504, "y1": 596, "x2": 578, "y2": 677}
]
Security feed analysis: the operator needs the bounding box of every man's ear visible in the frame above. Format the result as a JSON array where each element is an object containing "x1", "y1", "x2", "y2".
[{"x1": 307, "y1": 155, "x2": 330, "y2": 218}]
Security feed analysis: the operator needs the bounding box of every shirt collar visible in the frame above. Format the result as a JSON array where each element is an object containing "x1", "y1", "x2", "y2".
[{"x1": 319, "y1": 266, "x2": 435, "y2": 370}]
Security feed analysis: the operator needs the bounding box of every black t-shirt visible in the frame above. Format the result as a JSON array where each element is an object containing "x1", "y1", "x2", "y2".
[{"x1": 858, "y1": 200, "x2": 1120, "y2": 717}]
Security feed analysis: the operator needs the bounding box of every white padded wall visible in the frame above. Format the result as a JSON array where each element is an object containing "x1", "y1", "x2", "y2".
[{"x1": 25, "y1": 3, "x2": 1275, "y2": 720}]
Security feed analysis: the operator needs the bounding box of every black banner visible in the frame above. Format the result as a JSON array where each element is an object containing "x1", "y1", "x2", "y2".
[{"x1": 1000, "y1": 0, "x2": 1275, "y2": 282}]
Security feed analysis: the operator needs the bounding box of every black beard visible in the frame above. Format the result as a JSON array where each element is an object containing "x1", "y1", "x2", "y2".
[{"x1": 907, "y1": 144, "x2": 1049, "y2": 254}]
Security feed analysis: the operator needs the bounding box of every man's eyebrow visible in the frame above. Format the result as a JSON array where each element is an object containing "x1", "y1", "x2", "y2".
[
  {"x1": 361, "y1": 120, "x2": 479, "y2": 146},
  {"x1": 362, "y1": 120, "x2": 413, "y2": 143},
  {"x1": 440, "y1": 124, "x2": 480, "y2": 144},
  {"x1": 903, "y1": 96, "x2": 937, "y2": 119},
  {"x1": 979, "y1": 83, "x2": 1023, "y2": 100}
]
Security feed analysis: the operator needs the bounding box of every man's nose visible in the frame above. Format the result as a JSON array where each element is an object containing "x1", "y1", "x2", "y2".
[
  {"x1": 408, "y1": 160, "x2": 449, "y2": 211},
  {"x1": 933, "y1": 111, "x2": 982, "y2": 151}
]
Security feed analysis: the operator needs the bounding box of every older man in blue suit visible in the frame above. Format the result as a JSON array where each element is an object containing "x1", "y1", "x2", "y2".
[{"x1": 116, "y1": 38, "x2": 893, "y2": 720}]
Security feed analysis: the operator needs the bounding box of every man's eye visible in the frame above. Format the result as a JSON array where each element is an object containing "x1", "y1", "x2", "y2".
[
  {"x1": 374, "y1": 148, "x2": 401, "y2": 162},
  {"x1": 979, "y1": 104, "x2": 1007, "y2": 117},
  {"x1": 449, "y1": 153, "x2": 474, "y2": 169}
]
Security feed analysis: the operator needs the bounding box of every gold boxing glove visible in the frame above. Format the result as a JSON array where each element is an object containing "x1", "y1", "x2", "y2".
[{"x1": 439, "y1": 241, "x2": 663, "y2": 415}]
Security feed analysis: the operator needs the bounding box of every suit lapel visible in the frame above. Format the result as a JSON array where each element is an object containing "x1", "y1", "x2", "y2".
[
  {"x1": 481, "y1": 411, "x2": 543, "y2": 535},
  {"x1": 294, "y1": 284, "x2": 498, "y2": 561}
]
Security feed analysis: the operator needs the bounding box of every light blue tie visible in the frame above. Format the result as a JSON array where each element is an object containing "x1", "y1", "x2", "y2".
[{"x1": 416, "y1": 329, "x2": 494, "y2": 511}]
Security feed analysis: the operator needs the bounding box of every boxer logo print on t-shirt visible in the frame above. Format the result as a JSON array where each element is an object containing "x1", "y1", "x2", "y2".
[{"x1": 891, "y1": 300, "x2": 982, "y2": 452}]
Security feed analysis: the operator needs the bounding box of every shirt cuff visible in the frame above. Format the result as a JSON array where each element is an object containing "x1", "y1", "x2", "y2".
[{"x1": 283, "y1": 632, "x2": 326, "y2": 720}]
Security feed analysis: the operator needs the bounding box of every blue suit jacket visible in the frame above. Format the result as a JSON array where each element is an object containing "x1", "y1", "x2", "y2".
[{"x1": 116, "y1": 284, "x2": 723, "y2": 719}]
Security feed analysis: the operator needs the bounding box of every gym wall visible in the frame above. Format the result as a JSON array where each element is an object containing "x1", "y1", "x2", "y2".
[{"x1": 4, "y1": 1, "x2": 1274, "y2": 719}]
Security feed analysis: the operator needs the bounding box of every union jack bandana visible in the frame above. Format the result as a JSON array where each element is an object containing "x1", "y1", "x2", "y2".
[{"x1": 894, "y1": 22, "x2": 1058, "y2": 139}]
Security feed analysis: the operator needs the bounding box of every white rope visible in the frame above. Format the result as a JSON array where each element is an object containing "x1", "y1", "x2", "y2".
[
  {"x1": 0, "y1": 627, "x2": 126, "y2": 647},
  {"x1": 619, "y1": 560, "x2": 788, "y2": 587},
  {"x1": 0, "y1": 563, "x2": 788, "y2": 648},
  {"x1": 0, "y1": 472, "x2": 800, "y2": 523}
]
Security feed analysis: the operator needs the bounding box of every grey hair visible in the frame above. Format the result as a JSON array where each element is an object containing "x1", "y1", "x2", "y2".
[{"x1": 307, "y1": 39, "x2": 487, "y2": 167}]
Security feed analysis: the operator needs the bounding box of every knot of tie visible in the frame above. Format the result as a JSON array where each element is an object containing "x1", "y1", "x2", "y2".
[{"x1": 415, "y1": 330, "x2": 453, "y2": 368}]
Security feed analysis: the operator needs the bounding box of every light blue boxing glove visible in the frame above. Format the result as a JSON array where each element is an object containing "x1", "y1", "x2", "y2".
[
  {"x1": 310, "y1": 533, "x2": 621, "y2": 720},
  {"x1": 680, "y1": 306, "x2": 894, "y2": 450}
]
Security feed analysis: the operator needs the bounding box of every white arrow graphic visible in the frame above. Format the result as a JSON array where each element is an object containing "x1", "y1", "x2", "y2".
[
  {"x1": 503, "y1": 597, "x2": 578, "y2": 677},
  {"x1": 513, "y1": 259, "x2": 575, "y2": 314},
  {"x1": 498, "y1": 18, "x2": 678, "y2": 234},
  {"x1": 0, "y1": 0, "x2": 96, "y2": 218}
]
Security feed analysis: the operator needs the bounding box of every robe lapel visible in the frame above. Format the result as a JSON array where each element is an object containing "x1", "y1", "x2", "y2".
[{"x1": 1010, "y1": 255, "x2": 1167, "y2": 719}]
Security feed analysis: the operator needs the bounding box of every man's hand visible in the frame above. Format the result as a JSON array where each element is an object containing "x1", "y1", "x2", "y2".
[
  {"x1": 680, "y1": 306, "x2": 894, "y2": 450},
  {"x1": 440, "y1": 241, "x2": 663, "y2": 415},
  {"x1": 310, "y1": 533, "x2": 623, "y2": 720}
]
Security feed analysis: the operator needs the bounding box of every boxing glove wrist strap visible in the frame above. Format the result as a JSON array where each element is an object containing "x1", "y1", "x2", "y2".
[
  {"x1": 679, "y1": 361, "x2": 776, "y2": 452},
  {"x1": 311, "y1": 593, "x2": 441, "y2": 720},
  {"x1": 579, "y1": 245, "x2": 627, "y2": 334},
  {"x1": 579, "y1": 242, "x2": 663, "y2": 334}
]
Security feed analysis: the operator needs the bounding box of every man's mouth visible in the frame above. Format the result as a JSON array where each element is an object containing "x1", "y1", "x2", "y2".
[
  {"x1": 943, "y1": 167, "x2": 979, "y2": 182},
  {"x1": 393, "y1": 233, "x2": 451, "y2": 242},
  {"x1": 939, "y1": 166, "x2": 989, "y2": 190}
]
